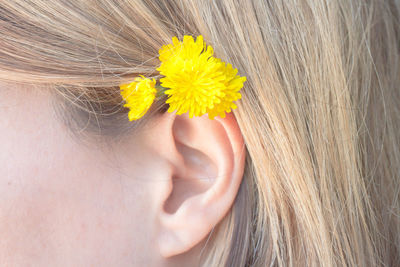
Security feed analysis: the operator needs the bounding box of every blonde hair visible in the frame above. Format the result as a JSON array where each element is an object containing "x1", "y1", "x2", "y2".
[{"x1": 1, "y1": 0, "x2": 399, "y2": 266}]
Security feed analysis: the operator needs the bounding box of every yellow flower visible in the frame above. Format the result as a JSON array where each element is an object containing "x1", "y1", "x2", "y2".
[
  {"x1": 157, "y1": 35, "x2": 246, "y2": 119},
  {"x1": 206, "y1": 60, "x2": 247, "y2": 119},
  {"x1": 120, "y1": 76, "x2": 157, "y2": 121}
]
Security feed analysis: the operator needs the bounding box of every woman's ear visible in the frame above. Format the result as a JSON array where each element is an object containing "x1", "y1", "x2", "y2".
[{"x1": 143, "y1": 111, "x2": 246, "y2": 258}]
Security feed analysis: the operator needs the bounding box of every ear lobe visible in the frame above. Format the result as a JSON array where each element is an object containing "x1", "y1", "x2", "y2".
[{"x1": 156, "y1": 112, "x2": 245, "y2": 258}]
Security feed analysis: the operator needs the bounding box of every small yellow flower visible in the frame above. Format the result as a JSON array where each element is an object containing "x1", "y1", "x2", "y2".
[
  {"x1": 120, "y1": 76, "x2": 157, "y2": 121},
  {"x1": 157, "y1": 35, "x2": 246, "y2": 119},
  {"x1": 206, "y1": 60, "x2": 247, "y2": 119}
]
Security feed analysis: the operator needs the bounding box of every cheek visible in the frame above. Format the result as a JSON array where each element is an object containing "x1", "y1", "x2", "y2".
[
  {"x1": 0, "y1": 90, "x2": 155, "y2": 265},
  {"x1": 0, "y1": 134, "x2": 155, "y2": 265}
]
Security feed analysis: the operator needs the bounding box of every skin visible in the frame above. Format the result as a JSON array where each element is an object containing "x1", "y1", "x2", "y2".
[
  {"x1": 0, "y1": 82, "x2": 244, "y2": 266},
  {"x1": 0, "y1": 84, "x2": 162, "y2": 266}
]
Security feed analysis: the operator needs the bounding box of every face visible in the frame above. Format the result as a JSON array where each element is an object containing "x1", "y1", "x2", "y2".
[{"x1": 0, "y1": 83, "x2": 164, "y2": 266}]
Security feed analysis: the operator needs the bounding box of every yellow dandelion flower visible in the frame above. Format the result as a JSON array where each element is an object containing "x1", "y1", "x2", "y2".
[
  {"x1": 120, "y1": 76, "x2": 157, "y2": 121},
  {"x1": 206, "y1": 61, "x2": 247, "y2": 119},
  {"x1": 157, "y1": 35, "x2": 246, "y2": 119}
]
